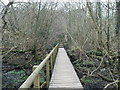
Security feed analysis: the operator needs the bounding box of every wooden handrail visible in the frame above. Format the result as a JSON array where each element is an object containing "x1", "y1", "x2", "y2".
[{"x1": 19, "y1": 44, "x2": 59, "y2": 89}]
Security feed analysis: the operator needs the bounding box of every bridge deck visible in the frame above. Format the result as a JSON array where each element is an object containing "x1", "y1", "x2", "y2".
[{"x1": 49, "y1": 48, "x2": 83, "y2": 90}]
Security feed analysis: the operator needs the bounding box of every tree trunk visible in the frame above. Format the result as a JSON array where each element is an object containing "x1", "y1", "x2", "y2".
[
  {"x1": 116, "y1": 1, "x2": 120, "y2": 89},
  {"x1": 107, "y1": 2, "x2": 110, "y2": 52},
  {"x1": 116, "y1": 2, "x2": 120, "y2": 35},
  {"x1": 96, "y1": 2, "x2": 102, "y2": 51}
]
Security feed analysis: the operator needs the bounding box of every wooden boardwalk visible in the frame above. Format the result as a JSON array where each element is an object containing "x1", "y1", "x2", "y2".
[{"x1": 49, "y1": 48, "x2": 83, "y2": 90}]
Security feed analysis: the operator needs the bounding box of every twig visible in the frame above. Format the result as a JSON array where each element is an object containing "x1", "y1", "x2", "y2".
[
  {"x1": 1, "y1": 1, "x2": 13, "y2": 30},
  {"x1": 0, "y1": 0, "x2": 5, "y2": 6}
]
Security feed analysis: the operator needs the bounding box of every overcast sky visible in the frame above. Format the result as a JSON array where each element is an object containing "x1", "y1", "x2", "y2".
[{"x1": 1, "y1": 0, "x2": 116, "y2": 5}]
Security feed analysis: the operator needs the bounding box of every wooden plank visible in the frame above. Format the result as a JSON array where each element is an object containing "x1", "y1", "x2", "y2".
[{"x1": 49, "y1": 48, "x2": 83, "y2": 90}]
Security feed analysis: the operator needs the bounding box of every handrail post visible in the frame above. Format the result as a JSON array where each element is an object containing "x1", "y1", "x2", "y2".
[
  {"x1": 52, "y1": 45, "x2": 58, "y2": 67},
  {"x1": 32, "y1": 65, "x2": 40, "y2": 89},
  {"x1": 46, "y1": 60, "x2": 50, "y2": 87},
  {"x1": 54, "y1": 46, "x2": 58, "y2": 61},
  {"x1": 53, "y1": 48, "x2": 57, "y2": 63},
  {"x1": 50, "y1": 55, "x2": 53, "y2": 73}
]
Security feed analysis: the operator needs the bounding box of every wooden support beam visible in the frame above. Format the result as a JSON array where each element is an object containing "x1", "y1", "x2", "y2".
[
  {"x1": 46, "y1": 60, "x2": 50, "y2": 87},
  {"x1": 32, "y1": 65, "x2": 40, "y2": 89},
  {"x1": 53, "y1": 48, "x2": 57, "y2": 63},
  {"x1": 50, "y1": 55, "x2": 53, "y2": 73}
]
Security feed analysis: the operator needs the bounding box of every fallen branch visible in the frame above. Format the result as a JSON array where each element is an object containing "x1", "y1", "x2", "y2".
[
  {"x1": 90, "y1": 57, "x2": 104, "y2": 76},
  {"x1": 88, "y1": 55, "x2": 103, "y2": 61},
  {"x1": 2, "y1": 65, "x2": 24, "y2": 72},
  {"x1": 103, "y1": 80, "x2": 119, "y2": 90},
  {"x1": 97, "y1": 73, "x2": 113, "y2": 82},
  {"x1": 108, "y1": 68, "x2": 118, "y2": 89},
  {"x1": 3, "y1": 54, "x2": 34, "y2": 72},
  {"x1": 90, "y1": 52, "x2": 107, "y2": 76},
  {"x1": 3, "y1": 46, "x2": 17, "y2": 57},
  {"x1": 41, "y1": 81, "x2": 46, "y2": 88}
]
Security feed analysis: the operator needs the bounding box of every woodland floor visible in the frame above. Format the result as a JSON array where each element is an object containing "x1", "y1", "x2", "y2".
[
  {"x1": 2, "y1": 49, "x2": 47, "y2": 89},
  {"x1": 67, "y1": 49, "x2": 119, "y2": 90},
  {"x1": 2, "y1": 48, "x2": 119, "y2": 90}
]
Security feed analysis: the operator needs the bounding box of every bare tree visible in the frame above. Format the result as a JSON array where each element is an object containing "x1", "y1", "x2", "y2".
[
  {"x1": 116, "y1": 1, "x2": 120, "y2": 88},
  {"x1": 96, "y1": 1, "x2": 102, "y2": 51}
]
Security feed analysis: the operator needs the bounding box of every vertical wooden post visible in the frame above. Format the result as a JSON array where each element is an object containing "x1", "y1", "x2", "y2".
[
  {"x1": 54, "y1": 47, "x2": 57, "y2": 61},
  {"x1": 32, "y1": 65, "x2": 40, "y2": 89},
  {"x1": 46, "y1": 60, "x2": 50, "y2": 87},
  {"x1": 52, "y1": 47, "x2": 58, "y2": 67},
  {"x1": 53, "y1": 51, "x2": 56, "y2": 63},
  {"x1": 50, "y1": 55, "x2": 53, "y2": 72}
]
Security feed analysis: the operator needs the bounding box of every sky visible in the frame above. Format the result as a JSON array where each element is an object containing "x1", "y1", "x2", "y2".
[{"x1": 1, "y1": 0, "x2": 117, "y2": 5}]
